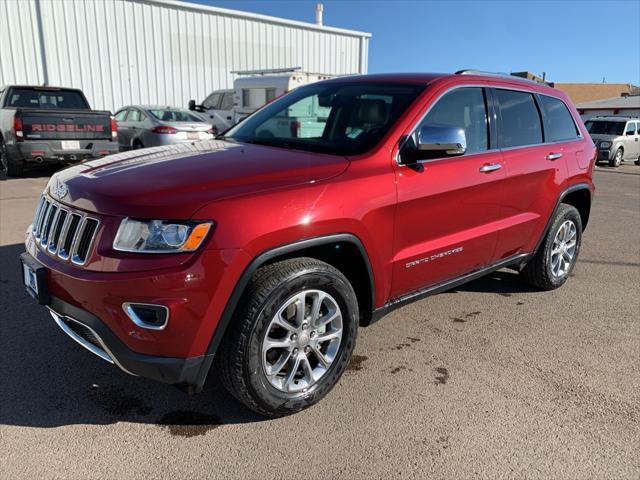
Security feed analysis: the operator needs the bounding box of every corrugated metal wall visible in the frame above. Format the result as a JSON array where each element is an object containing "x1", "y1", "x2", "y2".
[{"x1": 0, "y1": 0, "x2": 370, "y2": 112}]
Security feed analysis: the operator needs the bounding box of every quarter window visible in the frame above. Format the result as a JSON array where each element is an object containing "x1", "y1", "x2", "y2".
[
  {"x1": 418, "y1": 87, "x2": 489, "y2": 154},
  {"x1": 539, "y1": 95, "x2": 579, "y2": 142},
  {"x1": 496, "y1": 89, "x2": 543, "y2": 148}
]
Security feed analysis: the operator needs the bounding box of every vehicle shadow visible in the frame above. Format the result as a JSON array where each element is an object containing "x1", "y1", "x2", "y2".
[
  {"x1": 0, "y1": 243, "x2": 265, "y2": 431},
  {"x1": 446, "y1": 270, "x2": 539, "y2": 297}
]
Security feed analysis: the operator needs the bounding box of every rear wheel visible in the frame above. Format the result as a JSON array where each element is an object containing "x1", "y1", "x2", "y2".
[
  {"x1": 520, "y1": 204, "x2": 582, "y2": 290},
  {"x1": 609, "y1": 147, "x2": 623, "y2": 167},
  {"x1": 0, "y1": 137, "x2": 24, "y2": 177},
  {"x1": 216, "y1": 257, "x2": 358, "y2": 417},
  {"x1": 132, "y1": 139, "x2": 144, "y2": 150}
]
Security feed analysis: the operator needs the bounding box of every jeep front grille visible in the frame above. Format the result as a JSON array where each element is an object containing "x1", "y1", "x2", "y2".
[{"x1": 32, "y1": 195, "x2": 100, "y2": 266}]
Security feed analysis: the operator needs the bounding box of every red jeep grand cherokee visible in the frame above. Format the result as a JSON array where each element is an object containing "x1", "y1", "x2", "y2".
[{"x1": 21, "y1": 71, "x2": 595, "y2": 416}]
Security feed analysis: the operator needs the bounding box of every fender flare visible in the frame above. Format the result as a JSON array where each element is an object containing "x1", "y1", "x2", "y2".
[
  {"x1": 533, "y1": 182, "x2": 592, "y2": 254},
  {"x1": 192, "y1": 233, "x2": 375, "y2": 391}
]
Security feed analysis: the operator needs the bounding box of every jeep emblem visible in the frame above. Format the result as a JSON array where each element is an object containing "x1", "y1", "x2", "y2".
[{"x1": 54, "y1": 181, "x2": 68, "y2": 200}]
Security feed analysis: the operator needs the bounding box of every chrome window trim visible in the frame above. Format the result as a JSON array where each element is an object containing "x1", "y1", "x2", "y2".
[
  {"x1": 122, "y1": 302, "x2": 170, "y2": 331},
  {"x1": 396, "y1": 83, "x2": 585, "y2": 166}
]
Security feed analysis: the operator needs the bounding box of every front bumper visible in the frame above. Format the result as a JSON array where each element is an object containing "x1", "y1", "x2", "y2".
[
  {"x1": 8, "y1": 139, "x2": 119, "y2": 163},
  {"x1": 46, "y1": 294, "x2": 213, "y2": 389}
]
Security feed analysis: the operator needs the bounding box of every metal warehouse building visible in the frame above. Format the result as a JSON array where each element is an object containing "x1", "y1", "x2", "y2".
[{"x1": 0, "y1": 0, "x2": 371, "y2": 112}]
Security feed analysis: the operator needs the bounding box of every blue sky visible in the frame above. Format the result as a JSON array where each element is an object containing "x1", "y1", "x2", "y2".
[{"x1": 195, "y1": 0, "x2": 640, "y2": 84}]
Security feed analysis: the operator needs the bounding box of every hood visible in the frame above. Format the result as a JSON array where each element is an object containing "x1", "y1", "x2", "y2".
[{"x1": 49, "y1": 140, "x2": 349, "y2": 218}]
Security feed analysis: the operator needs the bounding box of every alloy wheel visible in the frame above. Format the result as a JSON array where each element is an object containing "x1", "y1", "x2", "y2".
[
  {"x1": 261, "y1": 289, "x2": 343, "y2": 393},
  {"x1": 550, "y1": 220, "x2": 577, "y2": 278}
]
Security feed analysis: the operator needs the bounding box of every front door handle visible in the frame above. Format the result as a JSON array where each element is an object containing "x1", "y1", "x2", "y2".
[
  {"x1": 479, "y1": 163, "x2": 502, "y2": 173},
  {"x1": 546, "y1": 152, "x2": 563, "y2": 161}
]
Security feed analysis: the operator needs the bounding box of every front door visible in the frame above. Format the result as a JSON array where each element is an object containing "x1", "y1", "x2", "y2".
[{"x1": 391, "y1": 86, "x2": 505, "y2": 298}]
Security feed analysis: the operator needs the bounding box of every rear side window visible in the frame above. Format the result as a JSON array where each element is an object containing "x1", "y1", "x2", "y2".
[
  {"x1": 539, "y1": 95, "x2": 579, "y2": 142},
  {"x1": 127, "y1": 110, "x2": 145, "y2": 122},
  {"x1": 419, "y1": 87, "x2": 489, "y2": 154},
  {"x1": 495, "y1": 89, "x2": 542, "y2": 148}
]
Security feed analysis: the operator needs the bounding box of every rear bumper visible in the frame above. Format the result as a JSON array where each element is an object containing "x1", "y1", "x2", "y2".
[
  {"x1": 7, "y1": 139, "x2": 119, "y2": 163},
  {"x1": 46, "y1": 295, "x2": 213, "y2": 389}
]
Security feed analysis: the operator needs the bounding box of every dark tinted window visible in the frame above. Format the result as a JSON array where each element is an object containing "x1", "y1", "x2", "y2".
[
  {"x1": 496, "y1": 89, "x2": 542, "y2": 147},
  {"x1": 539, "y1": 95, "x2": 579, "y2": 142},
  {"x1": 6, "y1": 88, "x2": 88, "y2": 109},
  {"x1": 419, "y1": 87, "x2": 488, "y2": 153},
  {"x1": 625, "y1": 122, "x2": 636, "y2": 135},
  {"x1": 585, "y1": 120, "x2": 625, "y2": 135}
]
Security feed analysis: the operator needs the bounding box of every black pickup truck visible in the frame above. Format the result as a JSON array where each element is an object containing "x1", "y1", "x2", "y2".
[{"x1": 0, "y1": 85, "x2": 119, "y2": 176}]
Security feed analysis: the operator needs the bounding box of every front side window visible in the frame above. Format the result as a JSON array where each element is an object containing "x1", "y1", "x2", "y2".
[
  {"x1": 127, "y1": 110, "x2": 142, "y2": 122},
  {"x1": 496, "y1": 89, "x2": 543, "y2": 148},
  {"x1": 220, "y1": 93, "x2": 234, "y2": 110},
  {"x1": 227, "y1": 82, "x2": 425, "y2": 156},
  {"x1": 418, "y1": 87, "x2": 489, "y2": 154},
  {"x1": 114, "y1": 109, "x2": 128, "y2": 121},
  {"x1": 539, "y1": 95, "x2": 579, "y2": 142},
  {"x1": 585, "y1": 120, "x2": 625, "y2": 136},
  {"x1": 203, "y1": 93, "x2": 221, "y2": 110},
  {"x1": 625, "y1": 122, "x2": 636, "y2": 135}
]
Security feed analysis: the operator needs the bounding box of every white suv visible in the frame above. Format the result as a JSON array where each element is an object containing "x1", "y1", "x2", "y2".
[{"x1": 585, "y1": 116, "x2": 640, "y2": 167}]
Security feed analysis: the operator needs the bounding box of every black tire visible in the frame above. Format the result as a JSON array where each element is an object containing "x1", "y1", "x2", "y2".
[
  {"x1": 132, "y1": 139, "x2": 144, "y2": 150},
  {"x1": 609, "y1": 147, "x2": 623, "y2": 167},
  {"x1": 216, "y1": 257, "x2": 359, "y2": 417},
  {"x1": 635, "y1": 156, "x2": 639, "y2": 166},
  {"x1": 520, "y1": 204, "x2": 582, "y2": 290},
  {"x1": 0, "y1": 137, "x2": 24, "y2": 177}
]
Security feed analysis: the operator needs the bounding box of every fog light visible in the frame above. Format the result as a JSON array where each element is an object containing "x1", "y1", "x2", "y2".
[{"x1": 123, "y1": 303, "x2": 169, "y2": 330}]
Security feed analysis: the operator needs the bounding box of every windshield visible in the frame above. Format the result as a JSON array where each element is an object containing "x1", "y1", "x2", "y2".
[
  {"x1": 150, "y1": 109, "x2": 204, "y2": 122},
  {"x1": 6, "y1": 88, "x2": 89, "y2": 109},
  {"x1": 585, "y1": 120, "x2": 625, "y2": 136},
  {"x1": 225, "y1": 82, "x2": 425, "y2": 156}
]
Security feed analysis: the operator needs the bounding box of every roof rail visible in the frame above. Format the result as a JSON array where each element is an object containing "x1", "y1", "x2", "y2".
[
  {"x1": 455, "y1": 69, "x2": 543, "y2": 85},
  {"x1": 230, "y1": 67, "x2": 302, "y2": 76}
]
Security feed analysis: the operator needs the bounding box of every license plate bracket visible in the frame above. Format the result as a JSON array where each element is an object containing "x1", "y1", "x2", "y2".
[
  {"x1": 61, "y1": 140, "x2": 80, "y2": 150},
  {"x1": 20, "y1": 252, "x2": 50, "y2": 305}
]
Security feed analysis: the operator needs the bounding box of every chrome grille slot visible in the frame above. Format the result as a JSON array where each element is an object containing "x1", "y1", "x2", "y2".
[
  {"x1": 35, "y1": 201, "x2": 51, "y2": 238},
  {"x1": 40, "y1": 205, "x2": 58, "y2": 245},
  {"x1": 30, "y1": 194, "x2": 100, "y2": 266},
  {"x1": 59, "y1": 213, "x2": 81, "y2": 260},
  {"x1": 48, "y1": 209, "x2": 68, "y2": 253},
  {"x1": 32, "y1": 196, "x2": 45, "y2": 235},
  {"x1": 72, "y1": 218, "x2": 99, "y2": 265}
]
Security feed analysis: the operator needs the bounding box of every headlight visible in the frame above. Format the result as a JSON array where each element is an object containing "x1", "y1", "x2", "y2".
[
  {"x1": 113, "y1": 218, "x2": 213, "y2": 253},
  {"x1": 600, "y1": 141, "x2": 611, "y2": 148}
]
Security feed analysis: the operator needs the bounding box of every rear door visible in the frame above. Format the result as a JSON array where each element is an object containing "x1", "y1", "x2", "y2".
[
  {"x1": 391, "y1": 86, "x2": 505, "y2": 298},
  {"x1": 492, "y1": 89, "x2": 582, "y2": 260}
]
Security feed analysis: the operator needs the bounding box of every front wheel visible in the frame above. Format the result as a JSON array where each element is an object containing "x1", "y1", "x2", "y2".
[
  {"x1": 609, "y1": 148, "x2": 623, "y2": 167},
  {"x1": 520, "y1": 204, "x2": 582, "y2": 290},
  {"x1": 216, "y1": 257, "x2": 359, "y2": 417}
]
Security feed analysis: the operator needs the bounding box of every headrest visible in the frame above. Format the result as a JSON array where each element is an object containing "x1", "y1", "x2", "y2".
[{"x1": 356, "y1": 99, "x2": 388, "y2": 125}]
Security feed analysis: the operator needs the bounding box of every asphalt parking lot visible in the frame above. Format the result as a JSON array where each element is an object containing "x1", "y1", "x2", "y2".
[{"x1": 1, "y1": 163, "x2": 639, "y2": 479}]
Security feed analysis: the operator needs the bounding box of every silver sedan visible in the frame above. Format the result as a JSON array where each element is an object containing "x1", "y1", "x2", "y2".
[{"x1": 114, "y1": 105, "x2": 215, "y2": 150}]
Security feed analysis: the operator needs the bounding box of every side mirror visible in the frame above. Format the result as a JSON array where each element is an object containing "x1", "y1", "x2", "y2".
[
  {"x1": 417, "y1": 124, "x2": 467, "y2": 155},
  {"x1": 400, "y1": 124, "x2": 467, "y2": 165},
  {"x1": 188, "y1": 99, "x2": 196, "y2": 111}
]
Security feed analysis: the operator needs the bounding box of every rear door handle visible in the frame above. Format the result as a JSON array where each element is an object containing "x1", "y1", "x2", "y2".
[
  {"x1": 546, "y1": 152, "x2": 563, "y2": 161},
  {"x1": 479, "y1": 163, "x2": 502, "y2": 173}
]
